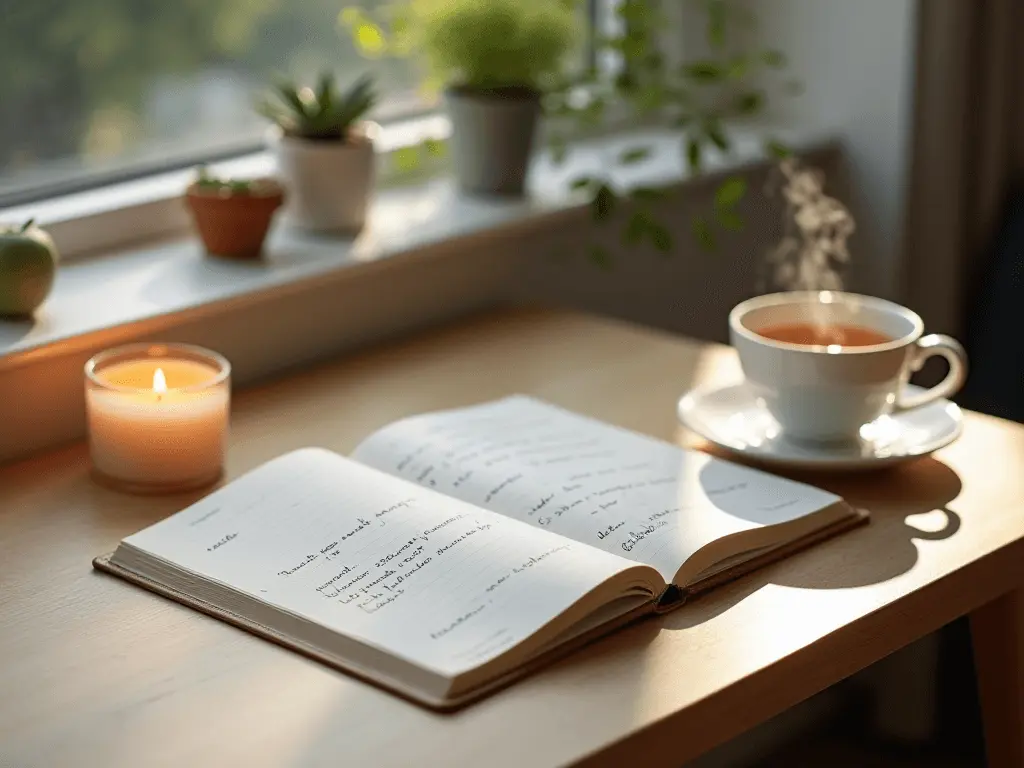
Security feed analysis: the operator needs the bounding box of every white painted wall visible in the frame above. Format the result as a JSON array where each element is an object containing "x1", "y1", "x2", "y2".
[{"x1": 751, "y1": 0, "x2": 918, "y2": 300}]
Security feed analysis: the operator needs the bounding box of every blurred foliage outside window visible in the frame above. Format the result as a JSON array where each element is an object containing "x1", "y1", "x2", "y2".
[{"x1": 0, "y1": 0, "x2": 438, "y2": 203}]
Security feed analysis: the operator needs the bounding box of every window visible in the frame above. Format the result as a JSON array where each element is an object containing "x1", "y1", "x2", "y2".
[{"x1": 1, "y1": 1, "x2": 604, "y2": 208}]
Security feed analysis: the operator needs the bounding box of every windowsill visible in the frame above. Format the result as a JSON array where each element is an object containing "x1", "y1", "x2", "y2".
[
  {"x1": 0, "y1": 123, "x2": 830, "y2": 373},
  {"x1": 0, "y1": 114, "x2": 455, "y2": 264},
  {"x1": 0, "y1": 121, "x2": 842, "y2": 466}
]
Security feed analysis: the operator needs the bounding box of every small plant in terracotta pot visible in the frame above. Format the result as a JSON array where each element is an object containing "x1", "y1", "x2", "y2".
[{"x1": 185, "y1": 168, "x2": 285, "y2": 259}]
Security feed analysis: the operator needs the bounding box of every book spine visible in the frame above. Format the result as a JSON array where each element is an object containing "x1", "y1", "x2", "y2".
[{"x1": 654, "y1": 584, "x2": 688, "y2": 612}]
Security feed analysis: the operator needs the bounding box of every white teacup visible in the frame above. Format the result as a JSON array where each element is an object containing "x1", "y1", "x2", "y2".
[{"x1": 729, "y1": 291, "x2": 968, "y2": 442}]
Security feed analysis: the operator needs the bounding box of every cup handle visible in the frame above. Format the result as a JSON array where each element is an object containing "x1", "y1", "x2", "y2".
[{"x1": 895, "y1": 334, "x2": 968, "y2": 411}]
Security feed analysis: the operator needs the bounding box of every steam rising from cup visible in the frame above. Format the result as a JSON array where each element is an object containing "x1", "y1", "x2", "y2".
[{"x1": 763, "y1": 159, "x2": 856, "y2": 328}]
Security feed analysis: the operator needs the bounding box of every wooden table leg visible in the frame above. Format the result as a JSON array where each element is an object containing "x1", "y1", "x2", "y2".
[{"x1": 971, "y1": 589, "x2": 1024, "y2": 767}]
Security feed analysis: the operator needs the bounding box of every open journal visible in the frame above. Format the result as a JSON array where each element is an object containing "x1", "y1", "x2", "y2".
[{"x1": 94, "y1": 396, "x2": 866, "y2": 709}]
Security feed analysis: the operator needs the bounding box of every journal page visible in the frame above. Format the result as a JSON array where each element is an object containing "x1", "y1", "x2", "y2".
[
  {"x1": 120, "y1": 449, "x2": 656, "y2": 678},
  {"x1": 352, "y1": 397, "x2": 843, "y2": 581}
]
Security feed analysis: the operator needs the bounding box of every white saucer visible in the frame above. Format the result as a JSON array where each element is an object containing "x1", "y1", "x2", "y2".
[{"x1": 678, "y1": 383, "x2": 964, "y2": 471}]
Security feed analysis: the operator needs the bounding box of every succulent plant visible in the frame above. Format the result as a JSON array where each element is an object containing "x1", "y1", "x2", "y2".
[
  {"x1": 190, "y1": 166, "x2": 281, "y2": 196},
  {"x1": 256, "y1": 72, "x2": 377, "y2": 141}
]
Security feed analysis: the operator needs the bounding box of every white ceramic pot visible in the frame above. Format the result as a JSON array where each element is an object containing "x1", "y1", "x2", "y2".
[{"x1": 269, "y1": 128, "x2": 375, "y2": 233}]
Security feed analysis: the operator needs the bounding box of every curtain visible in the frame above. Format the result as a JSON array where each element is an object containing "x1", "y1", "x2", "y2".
[
  {"x1": 902, "y1": 0, "x2": 1024, "y2": 338},
  {"x1": 896, "y1": 4, "x2": 1024, "y2": 758}
]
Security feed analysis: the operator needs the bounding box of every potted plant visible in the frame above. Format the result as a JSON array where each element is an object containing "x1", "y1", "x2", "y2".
[
  {"x1": 185, "y1": 168, "x2": 285, "y2": 259},
  {"x1": 257, "y1": 73, "x2": 377, "y2": 233},
  {"x1": 0, "y1": 219, "x2": 58, "y2": 317},
  {"x1": 346, "y1": 0, "x2": 576, "y2": 197}
]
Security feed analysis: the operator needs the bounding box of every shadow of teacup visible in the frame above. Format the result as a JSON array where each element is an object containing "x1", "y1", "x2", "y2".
[{"x1": 661, "y1": 456, "x2": 964, "y2": 629}]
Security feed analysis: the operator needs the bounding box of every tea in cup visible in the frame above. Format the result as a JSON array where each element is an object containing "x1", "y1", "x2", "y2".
[{"x1": 729, "y1": 291, "x2": 968, "y2": 442}]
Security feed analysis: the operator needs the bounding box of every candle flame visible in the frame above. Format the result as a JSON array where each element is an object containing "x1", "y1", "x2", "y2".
[{"x1": 153, "y1": 368, "x2": 167, "y2": 394}]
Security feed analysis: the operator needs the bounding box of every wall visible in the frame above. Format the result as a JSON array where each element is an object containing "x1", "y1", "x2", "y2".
[{"x1": 752, "y1": 0, "x2": 919, "y2": 301}]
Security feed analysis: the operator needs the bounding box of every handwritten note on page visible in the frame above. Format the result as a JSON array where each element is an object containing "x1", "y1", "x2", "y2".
[
  {"x1": 352, "y1": 397, "x2": 842, "y2": 580},
  {"x1": 123, "y1": 449, "x2": 648, "y2": 677}
]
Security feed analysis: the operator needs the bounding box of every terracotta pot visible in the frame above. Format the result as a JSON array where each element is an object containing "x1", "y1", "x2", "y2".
[{"x1": 185, "y1": 179, "x2": 285, "y2": 259}]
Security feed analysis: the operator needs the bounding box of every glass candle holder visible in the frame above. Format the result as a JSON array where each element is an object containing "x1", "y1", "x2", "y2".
[{"x1": 85, "y1": 343, "x2": 231, "y2": 494}]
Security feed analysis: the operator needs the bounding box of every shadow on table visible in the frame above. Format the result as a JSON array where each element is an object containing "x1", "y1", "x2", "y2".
[
  {"x1": 665, "y1": 455, "x2": 964, "y2": 629},
  {"x1": 81, "y1": 464, "x2": 227, "y2": 548}
]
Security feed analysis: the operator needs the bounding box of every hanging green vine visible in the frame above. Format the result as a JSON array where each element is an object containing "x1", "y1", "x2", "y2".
[
  {"x1": 341, "y1": 0, "x2": 797, "y2": 265},
  {"x1": 545, "y1": 0, "x2": 798, "y2": 266}
]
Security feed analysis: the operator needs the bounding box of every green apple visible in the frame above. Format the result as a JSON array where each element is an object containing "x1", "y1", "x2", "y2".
[{"x1": 0, "y1": 219, "x2": 58, "y2": 317}]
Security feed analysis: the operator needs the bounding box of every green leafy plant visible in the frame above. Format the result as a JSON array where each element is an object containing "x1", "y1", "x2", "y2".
[
  {"x1": 256, "y1": 73, "x2": 377, "y2": 141},
  {"x1": 549, "y1": 0, "x2": 798, "y2": 265},
  {"x1": 341, "y1": 1, "x2": 577, "y2": 178},
  {"x1": 342, "y1": 0, "x2": 577, "y2": 93},
  {"x1": 190, "y1": 166, "x2": 281, "y2": 196}
]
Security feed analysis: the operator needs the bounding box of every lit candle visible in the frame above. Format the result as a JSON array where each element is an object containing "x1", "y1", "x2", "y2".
[{"x1": 85, "y1": 343, "x2": 230, "y2": 494}]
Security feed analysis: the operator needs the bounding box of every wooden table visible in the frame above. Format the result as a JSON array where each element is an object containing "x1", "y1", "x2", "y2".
[{"x1": 3, "y1": 307, "x2": 1024, "y2": 768}]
